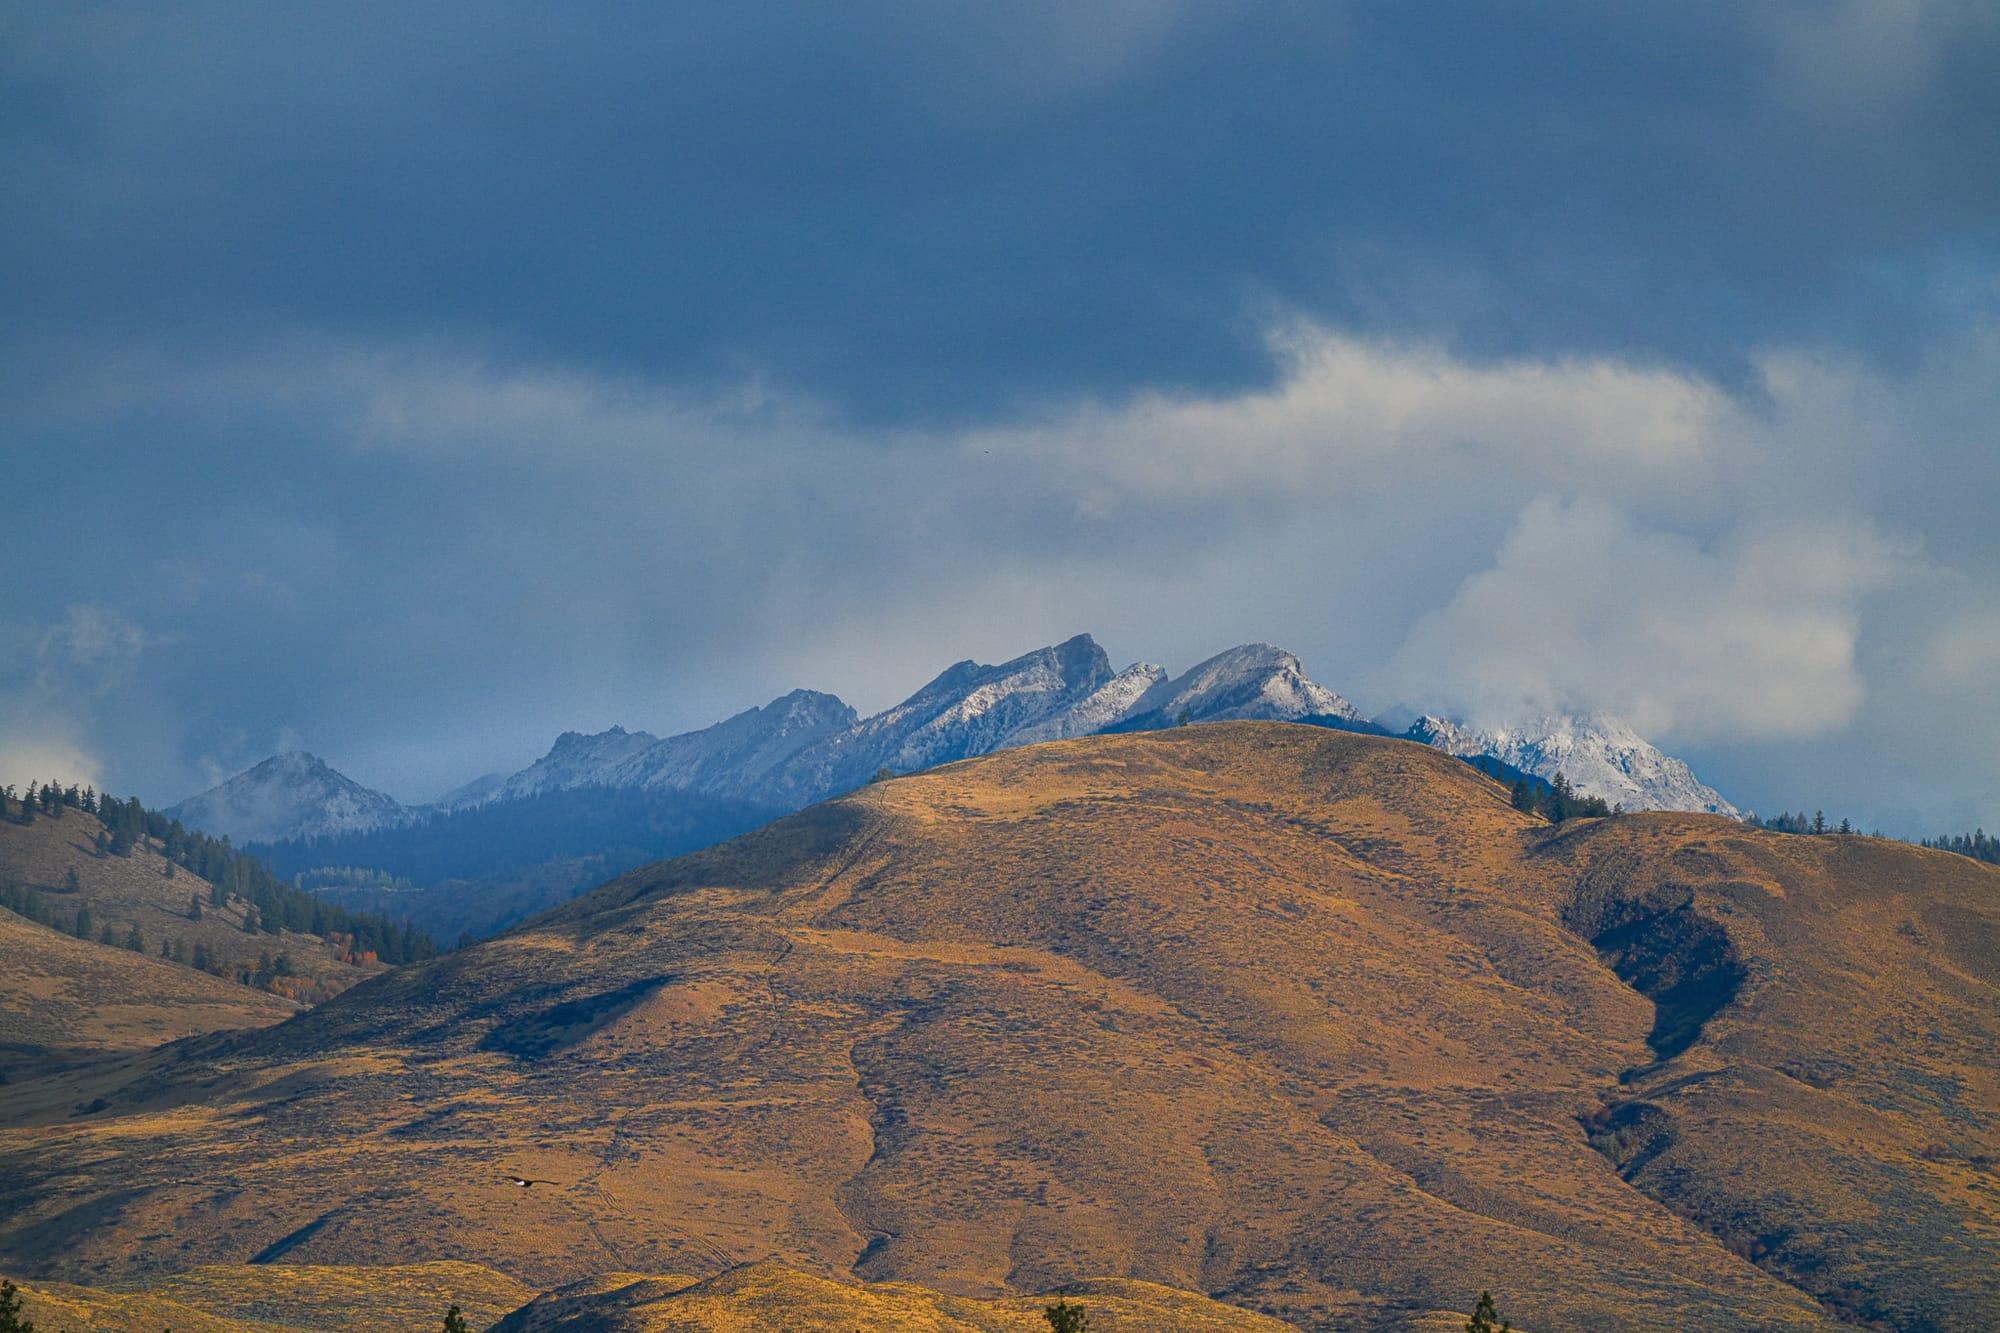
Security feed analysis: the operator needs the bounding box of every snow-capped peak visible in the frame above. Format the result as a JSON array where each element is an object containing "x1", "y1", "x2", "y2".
[
  {"x1": 1006, "y1": 661, "x2": 1171, "y2": 745},
  {"x1": 1102, "y1": 643, "x2": 1367, "y2": 731},
  {"x1": 166, "y1": 751, "x2": 412, "y2": 845},
  {"x1": 1406, "y1": 712, "x2": 1739, "y2": 816}
]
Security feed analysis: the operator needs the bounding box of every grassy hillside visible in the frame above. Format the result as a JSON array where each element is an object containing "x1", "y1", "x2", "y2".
[
  {"x1": 0, "y1": 906, "x2": 300, "y2": 1080},
  {"x1": 493, "y1": 1260, "x2": 1313, "y2": 1332},
  {"x1": 0, "y1": 1261, "x2": 534, "y2": 1332},
  {"x1": 0, "y1": 725, "x2": 1991, "y2": 1330},
  {"x1": 0, "y1": 1260, "x2": 1314, "y2": 1333},
  {"x1": 0, "y1": 807, "x2": 391, "y2": 1005}
]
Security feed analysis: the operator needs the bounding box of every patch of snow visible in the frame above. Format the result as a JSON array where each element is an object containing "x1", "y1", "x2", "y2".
[
  {"x1": 166, "y1": 752, "x2": 413, "y2": 844},
  {"x1": 1407, "y1": 713, "x2": 1740, "y2": 816}
]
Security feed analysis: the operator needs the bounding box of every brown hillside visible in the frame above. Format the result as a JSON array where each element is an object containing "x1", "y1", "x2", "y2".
[
  {"x1": 0, "y1": 807, "x2": 388, "y2": 999},
  {"x1": 492, "y1": 1259, "x2": 1310, "y2": 1332},
  {"x1": 0, "y1": 1260, "x2": 535, "y2": 1331},
  {"x1": 0, "y1": 725, "x2": 1992, "y2": 1331},
  {"x1": 0, "y1": 906, "x2": 299, "y2": 1079}
]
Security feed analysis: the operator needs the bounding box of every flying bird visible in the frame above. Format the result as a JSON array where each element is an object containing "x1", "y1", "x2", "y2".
[{"x1": 507, "y1": 1175, "x2": 560, "y2": 1188}]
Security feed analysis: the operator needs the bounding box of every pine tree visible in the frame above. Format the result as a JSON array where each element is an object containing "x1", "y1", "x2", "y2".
[
  {"x1": 126, "y1": 925, "x2": 146, "y2": 953},
  {"x1": 1549, "y1": 773, "x2": 1575, "y2": 822},
  {"x1": 1510, "y1": 777, "x2": 1535, "y2": 813},
  {"x1": 1464, "y1": 1290, "x2": 1511, "y2": 1333},
  {"x1": 18, "y1": 784, "x2": 33, "y2": 825},
  {"x1": 1044, "y1": 1294, "x2": 1090, "y2": 1333},
  {"x1": 63, "y1": 867, "x2": 81, "y2": 894},
  {"x1": 1812, "y1": 809, "x2": 1827, "y2": 835},
  {"x1": 441, "y1": 1304, "x2": 470, "y2": 1333},
  {"x1": 0, "y1": 1277, "x2": 36, "y2": 1333},
  {"x1": 74, "y1": 905, "x2": 93, "y2": 941},
  {"x1": 190, "y1": 893, "x2": 204, "y2": 922}
]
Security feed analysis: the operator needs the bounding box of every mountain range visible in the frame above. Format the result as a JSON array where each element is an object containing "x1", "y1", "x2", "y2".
[{"x1": 168, "y1": 634, "x2": 1734, "y2": 852}]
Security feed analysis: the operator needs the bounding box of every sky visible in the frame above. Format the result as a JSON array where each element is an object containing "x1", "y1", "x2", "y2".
[{"x1": 3, "y1": 3, "x2": 1998, "y2": 835}]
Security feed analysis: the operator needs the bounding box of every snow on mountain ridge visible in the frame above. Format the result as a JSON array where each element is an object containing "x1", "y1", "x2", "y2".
[
  {"x1": 472, "y1": 724, "x2": 664, "y2": 806},
  {"x1": 1114, "y1": 644, "x2": 1367, "y2": 729},
  {"x1": 1407, "y1": 712, "x2": 1739, "y2": 816},
  {"x1": 166, "y1": 751, "x2": 412, "y2": 845},
  {"x1": 1006, "y1": 662, "x2": 1171, "y2": 745}
]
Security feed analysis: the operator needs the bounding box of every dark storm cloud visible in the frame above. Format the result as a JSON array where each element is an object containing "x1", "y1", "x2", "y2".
[
  {"x1": 7, "y1": 3, "x2": 1995, "y2": 418},
  {"x1": 3, "y1": 4, "x2": 1998, "y2": 833}
]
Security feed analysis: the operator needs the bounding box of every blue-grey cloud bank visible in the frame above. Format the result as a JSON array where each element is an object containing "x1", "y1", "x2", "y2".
[{"x1": 4, "y1": 3, "x2": 1998, "y2": 836}]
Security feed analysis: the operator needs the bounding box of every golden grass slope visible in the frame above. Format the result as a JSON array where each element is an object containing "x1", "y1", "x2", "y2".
[
  {"x1": 492, "y1": 1260, "x2": 1308, "y2": 1333},
  {"x1": 0, "y1": 905, "x2": 299, "y2": 1077},
  {"x1": 1, "y1": 1260, "x2": 534, "y2": 1332},
  {"x1": 0, "y1": 809, "x2": 386, "y2": 996},
  {"x1": 0, "y1": 725, "x2": 1992, "y2": 1331}
]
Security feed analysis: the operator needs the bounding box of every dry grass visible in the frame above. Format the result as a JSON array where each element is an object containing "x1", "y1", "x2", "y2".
[
  {"x1": 0, "y1": 908, "x2": 299, "y2": 1078},
  {"x1": 3, "y1": 1260, "x2": 534, "y2": 1331},
  {"x1": 493, "y1": 1260, "x2": 1307, "y2": 1332},
  {"x1": 0, "y1": 725, "x2": 1993, "y2": 1331},
  {"x1": 0, "y1": 811, "x2": 387, "y2": 999}
]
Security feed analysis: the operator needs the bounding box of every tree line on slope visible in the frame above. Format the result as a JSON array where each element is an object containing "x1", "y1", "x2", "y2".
[
  {"x1": 2, "y1": 779, "x2": 440, "y2": 970},
  {"x1": 1456, "y1": 755, "x2": 1615, "y2": 823}
]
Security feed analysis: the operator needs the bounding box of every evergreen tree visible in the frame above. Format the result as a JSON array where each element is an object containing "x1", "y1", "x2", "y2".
[
  {"x1": 18, "y1": 784, "x2": 33, "y2": 825},
  {"x1": 1549, "y1": 773, "x2": 1575, "y2": 822},
  {"x1": 1464, "y1": 1290, "x2": 1511, "y2": 1333},
  {"x1": 440, "y1": 1304, "x2": 470, "y2": 1333},
  {"x1": 99, "y1": 922, "x2": 117, "y2": 946},
  {"x1": 0, "y1": 1277, "x2": 36, "y2": 1333},
  {"x1": 126, "y1": 925, "x2": 146, "y2": 953},
  {"x1": 74, "y1": 904, "x2": 93, "y2": 941},
  {"x1": 1812, "y1": 809, "x2": 1827, "y2": 835},
  {"x1": 63, "y1": 867, "x2": 81, "y2": 894},
  {"x1": 189, "y1": 893, "x2": 204, "y2": 922},
  {"x1": 1043, "y1": 1294, "x2": 1090, "y2": 1333},
  {"x1": 1510, "y1": 777, "x2": 1535, "y2": 813}
]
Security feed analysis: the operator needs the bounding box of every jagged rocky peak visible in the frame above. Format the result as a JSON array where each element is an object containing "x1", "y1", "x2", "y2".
[
  {"x1": 1006, "y1": 661, "x2": 1171, "y2": 745},
  {"x1": 872, "y1": 634, "x2": 1117, "y2": 772},
  {"x1": 166, "y1": 751, "x2": 411, "y2": 845},
  {"x1": 1406, "y1": 711, "x2": 1739, "y2": 817},
  {"x1": 762, "y1": 688, "x2": 860, "y2": 732},
  {"x1": 1107, "y1": 643, "x2": 1366, "y2": 731}
]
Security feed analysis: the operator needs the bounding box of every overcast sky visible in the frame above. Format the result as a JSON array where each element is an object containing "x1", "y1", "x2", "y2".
[{"x1": 5, "y1": 3, "x2": 1998, "y2": 835}]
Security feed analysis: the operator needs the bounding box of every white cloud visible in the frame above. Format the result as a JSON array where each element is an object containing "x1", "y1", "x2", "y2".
[
  {"x1": 966, "y1": 328, "x2": 1735, "y2": 516},
  {"x1": 0, "y1": 735, "x2": 102, "y2": 793},
  {"x1": 1382, "y1": 496, "x2": 1910, "y2": 742},
  {"x1": 37, "y1": 603, "x2": 156, "y2": 674}
]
